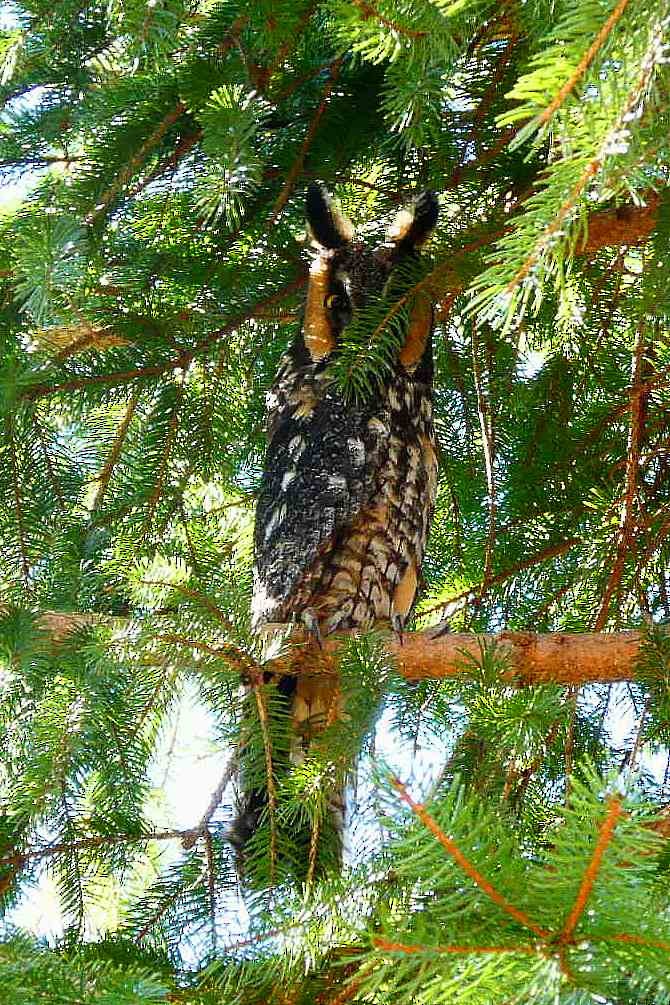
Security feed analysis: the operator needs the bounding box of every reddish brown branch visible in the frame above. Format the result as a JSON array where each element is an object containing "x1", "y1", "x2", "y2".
[
  {"x1": 559, "y1": 795, "x2": 623, "y2": 941},
  {"x1": 0, "y1": 827, "x2": 189, "y2": 871},
  {"x1": 350, "y1": 0, "x2": 426, "y2": 38},
  {"x1": 373, "y1": 938, "x2": 537, "y2": 956},
  {"x1": 265, "y1": 628, "x2": 655, "y2": 687},
  {"x1": 390, "y1": 775, "x2": 550, "y2": 938},
  {"x1": 269, "y1": 60, "x2": 342, "y2": 224},
  {"x1": 507, "y1": 45, "x2": 662, "y2": 293},
  {"x1": 23, "y1": 278, "x2": 307, "y2": 401},
  {"x1": 595, "y1": 331, "x2": 647, "y2": 629},
  {"x1": 602, "y1": 932, "x2": 670, "y2": 953},
  {"x1": 126, "y1": 129, "x2": 203, "y2": 202},
  {"x1": 91, "y1": 394, "x2": 139, "y2": 511},
  {"x1": 535, "y1": 0, "x2": 632, "y2": 130},
  {"x1": 20, "y1": 609, "x2": 667, "y2": 688},
  {"x1": 252, "y1": 677, "x2": 279, "y2": 886},
  {"x1": 5, "y1": 415, "x2": 30, "y2": 586},
  {"x1": 88, "y1": 102, "x2": 187, "y2": 222},
  {"x1": 419, "y1": 536, "x2": 581, "y2": 619},
  {"x1": 145, "y1": 381, "x2": 185, "y2": 527},
  {"x1": 471, "y1": 327, "x2": 497, "y2": 588}
]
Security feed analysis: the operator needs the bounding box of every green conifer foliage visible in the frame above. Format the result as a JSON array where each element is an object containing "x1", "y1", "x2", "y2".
[{"x1": 0, "y1": 0, "x2": 670, "y2": 1001}]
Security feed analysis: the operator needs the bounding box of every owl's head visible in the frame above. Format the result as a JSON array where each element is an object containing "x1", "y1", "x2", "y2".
[{"x1": 302, "y1": 183, "x2": 439, "y2": 366}]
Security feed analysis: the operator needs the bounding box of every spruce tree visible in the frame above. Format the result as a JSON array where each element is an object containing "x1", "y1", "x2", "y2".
[{"x1": 1, "y1": 0, "x2": 670, "y2": 1001}]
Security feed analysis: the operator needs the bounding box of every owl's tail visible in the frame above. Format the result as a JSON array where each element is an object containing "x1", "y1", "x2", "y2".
[{"x1": 229, "y1": 667, "x2": 346, "y2": 884}]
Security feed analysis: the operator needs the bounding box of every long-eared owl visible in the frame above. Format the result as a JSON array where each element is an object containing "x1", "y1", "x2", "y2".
[
  {"x1": 232, "y1": 185, "x2": 439, "y2": 868},
  {"x1": 252, "y1": 183, "x2": 440, "y2": 638}
]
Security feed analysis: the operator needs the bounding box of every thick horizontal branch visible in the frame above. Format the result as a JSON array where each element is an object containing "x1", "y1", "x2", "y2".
[
  {"x1": 580, "y1": 194, "x2": 660, "y2": 254},
  {"x1": 273, "y1": 630, "x2": 648, "y2": 686},
  {"x1": 11, "y1": 610, "x2": 655, "y2": 686}
]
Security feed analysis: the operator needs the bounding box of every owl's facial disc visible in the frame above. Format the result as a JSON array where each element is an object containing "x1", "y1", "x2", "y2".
[{"x1": 304, "y1": 184, "x2": 440, "y2": 360}]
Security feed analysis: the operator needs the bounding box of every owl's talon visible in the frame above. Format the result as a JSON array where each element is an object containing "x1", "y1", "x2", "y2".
[
  {"x1": 302, "y1": 609, "x2": 323, "y2": 649},
  {"x1": 431, "y1": 619, "x2": 452, "y2": 639},
  {"x1": 391, "y1": 613, "x2": 405, "y2": 646}
]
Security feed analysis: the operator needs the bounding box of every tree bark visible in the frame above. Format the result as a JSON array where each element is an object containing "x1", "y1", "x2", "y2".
[
  {"x1": 19, "y1": 612, "x2": 657, "y2": 686},
  {"x1": 272, "y1": 629, "x2": 648, "y2": 686}
]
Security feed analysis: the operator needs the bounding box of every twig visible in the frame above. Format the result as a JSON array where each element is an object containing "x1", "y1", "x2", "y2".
[
  {"x1": 506, "y1": 30, "x2": 664, "y2": 294},
  {"x1": 91, "y1": 394, "x2": 139, "y2": 510},
  {"x1": 558, "y1": 795, "x2": 623, "y2": 942},
  {"x1": 24, "y1": 278, "x2": 307, "y2": 401},
  {"x1": 350, "y1": 0, "x2": 426, "y2": 38},
  {"x1": 251, "y1": 676, "x2": 279, "y2": 887},
  {"x1": 5, "y1": 414, "x2": 30, "y2": 586},
  {"x1": 87, "y1": 102, "x2": 187, "y2": 223},
  {"x1": 0, "y1": 827, "x2": 189, "y2": 869},
  {"x1": 205, "y1": 829, "x2": 217, "y2": 951},
  {"x1": 471, "y1": 326, "x2": 497, "y2": 588},
  {"x1": 372, "y1": 938, "x2": 536, "y2": 955},
  {"x1": 564, "y1": 685, "x2": 579, "y2": 801},
  {"x1": 125, "y1": 129, "x2": 203, "y2": 202},
  {"x1": 139, "y1": 579, "x2": 238, "y2": 633},
  {"x1": 420, "y1": 537, "x2": 580, "y2": 620},
  {"x1": 600, "y1": 932, "x2": 670, "y2": 953},
  {"x1": 594, "y1": 329, "x2": 647, "y2": 629},
  {"x1": 268, "y1": 59, "x2": 342, "y2": 224},
  {"x1": 390, "y1": 775, "x2": 550, "y2": 938},
  {"x1": 155, "y1": 632, "x2": 257, "y2": 675},
  {"x1": 145, "y1": 380, "x2": 185, "y2": 529},
  {"x1": 535, "y1": 0, "x2": 632, "y2": 131}
]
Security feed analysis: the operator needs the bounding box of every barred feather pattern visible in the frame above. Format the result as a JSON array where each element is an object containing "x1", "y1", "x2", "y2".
[
  {"x1": 251, "y1": 346, "x2": 438, "y2": 635},
  {"x1": 233, "y1": 186, "x2": 439, "y2": 875}
]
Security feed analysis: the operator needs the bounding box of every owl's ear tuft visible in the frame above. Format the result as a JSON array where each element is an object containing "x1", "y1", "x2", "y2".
[
  {"x1": 388, "y1": 190, "x2": 439, "y2": 249},
  {"x1": 306, "y1": 183, "x2": 354, "y2": 250}
]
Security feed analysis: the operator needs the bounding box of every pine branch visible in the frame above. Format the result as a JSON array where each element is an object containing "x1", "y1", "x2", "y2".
[
  {"x1": 594, "y1": 330, "x2": 647, "y2": 629},
  {"x1": 265, "y1": 2, "x2": 319, "y2": 84},
  {"x1": 471, "y1": 327, "x2": 497, "y2": 589},
  {"x1": 268, "y1": 59, "x2": 343, "y2": 225},
  {"x1": 349, "y1": 0, "x2": 427, "y2": 39},
  {"x1": 534, "y1": 0, "x2": 632, "y2": 133},
  {"x1": 251, "y1": 675, "x2": 279, "y2": 887},
  {"x1": 87, "y1": 101, "x2": 187, "y2": 223},
  {"x1": 5, "y1": 414, "x2": 30, "y2": 587},
  {"x1": 266, "y1": 628, "x2": 660, "y2": 686},
  {"x1": 32, "y1": 410, "x2": 64, "y2": 508},
  {"x1": 372, "y1": 938, "x2": 537, "y2": 956},
  {"x1": 91, "y1": 394, "x2": 139, "y2": 511},
  {"x1": 419, "y1": 536, "x2": 581, "y2": 618},
  {"x1": 23, "y1": 278, "x2": 307, "y2": 401},
  {"x1": 603, "y1": 932, "x2": 670, "y2": 952},
  {"x1": 558, "y1": 795, "x2": 623, "y2": 941},
  {"x1": 390, "y1": 775, "x2": 550, "y2": 937},
  {"x1": 0, "y1": 827, "x2": 190, "y2": 871},
  {"x1": 125, "y1": 129, "x2": 203, "y2": 202},
  {"x1": 145, "y1": 380, "x2": 185, "y2": 529},
  {"x1": 505, "y1": 28, "x2": 664, "y2": 297}
]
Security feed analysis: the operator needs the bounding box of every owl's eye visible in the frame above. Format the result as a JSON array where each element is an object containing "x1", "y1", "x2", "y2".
[{"x1": 324, "y1": 293, "x2": 341, "y2": 309}]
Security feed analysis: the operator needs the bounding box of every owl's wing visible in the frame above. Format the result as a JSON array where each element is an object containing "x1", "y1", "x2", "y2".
[{"x1": 252, "y1": 374, "x2": 384, "y2": 628}]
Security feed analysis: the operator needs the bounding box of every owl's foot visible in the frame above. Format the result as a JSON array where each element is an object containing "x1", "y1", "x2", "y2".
[
  {"x1": 430, "y1": 619, "x2": 452, "y2": 639},
  {"x1": 391, "y1": 612, "x2": 405, "y2": 646},
  {"x1": 301, "y1": 608, "x2": 323, "y2": 649}
]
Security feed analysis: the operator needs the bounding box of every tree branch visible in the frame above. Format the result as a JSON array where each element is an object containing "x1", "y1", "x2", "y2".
[
  {"x1": 390, "y1": 775, "x2": 550, "y2": 938},
  {"x1": 13, "y1": 610, "x2": 666, "y2": 687},
  {"x1": 266, "y1": 628, "x2": 655, "y2": 686}
]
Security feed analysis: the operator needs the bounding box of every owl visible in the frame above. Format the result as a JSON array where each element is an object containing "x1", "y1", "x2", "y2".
[
  {"x1": 232, "y1": 184, "x2": 439, "y2": 867},
  {"x1": 252, "y1": 183, "x2": 439, "y2": 637}
]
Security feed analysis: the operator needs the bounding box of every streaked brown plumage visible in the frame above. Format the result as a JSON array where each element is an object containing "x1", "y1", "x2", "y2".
[{"x1": 232, "y1": 184, "x2": 439, "y2": 871}]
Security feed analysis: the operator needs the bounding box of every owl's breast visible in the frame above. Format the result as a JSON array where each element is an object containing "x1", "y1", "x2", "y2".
[{"x1": 252, "y1": 353, "x2": 437, "y2": 632}]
